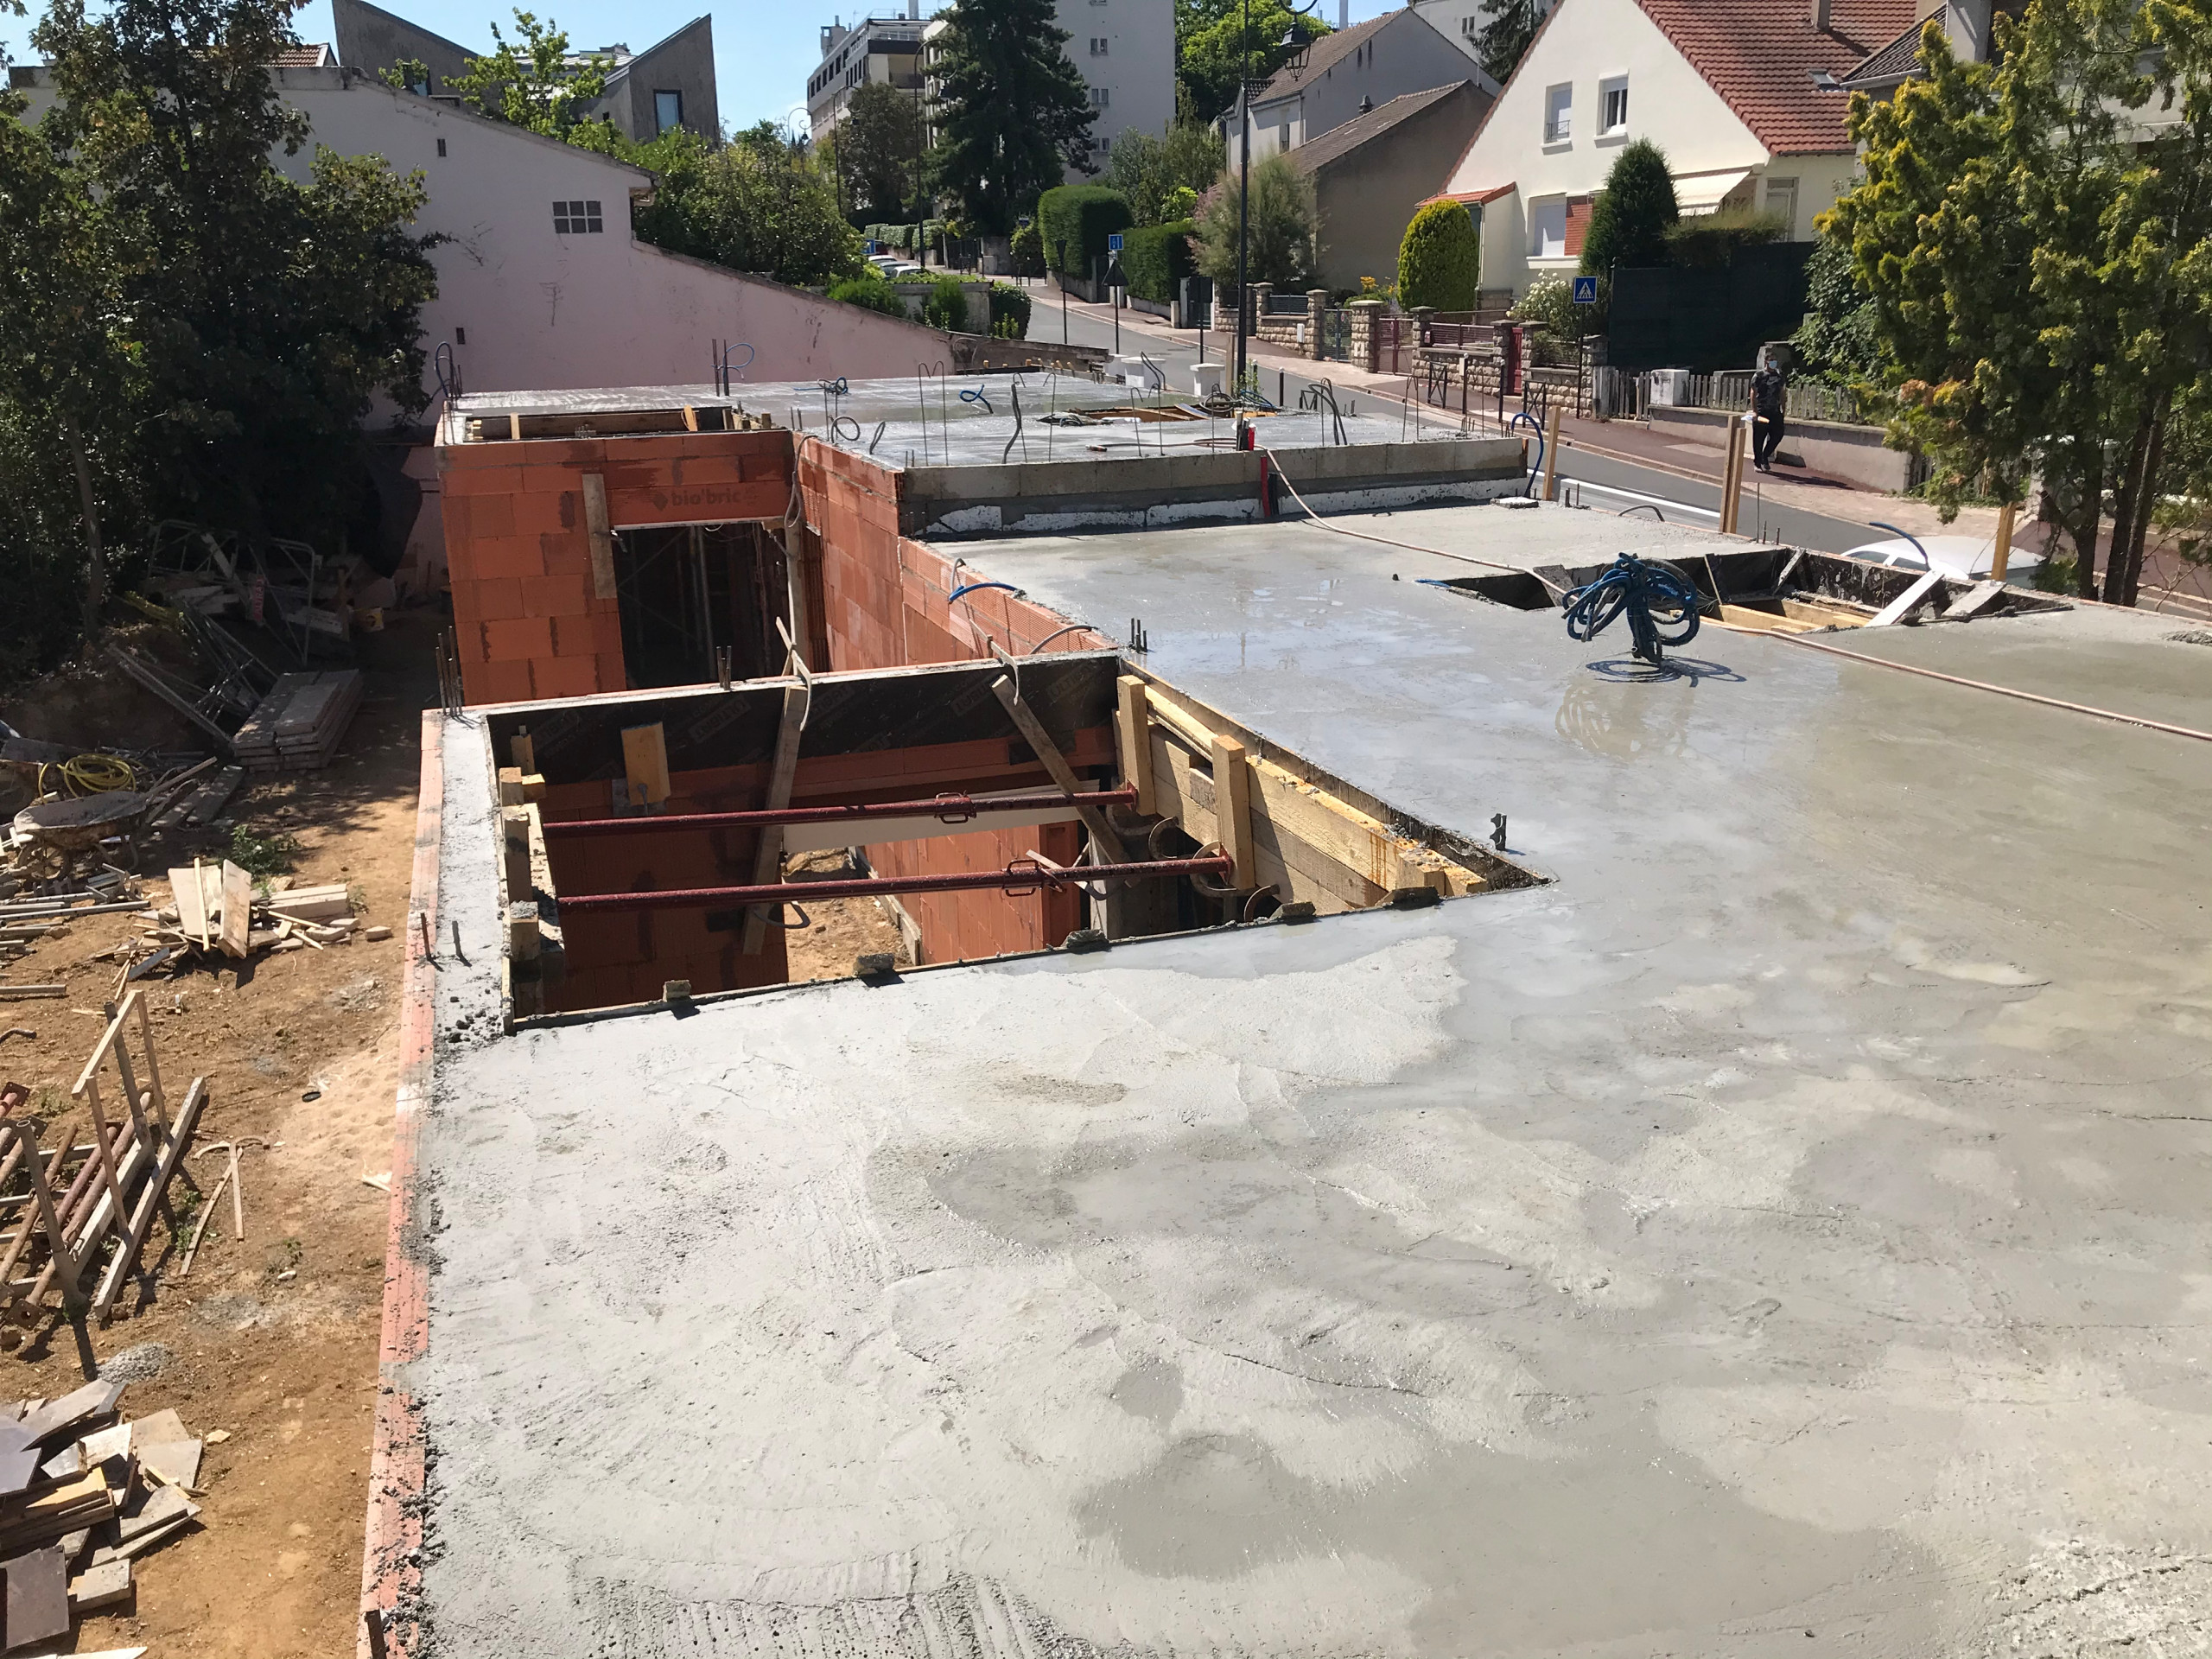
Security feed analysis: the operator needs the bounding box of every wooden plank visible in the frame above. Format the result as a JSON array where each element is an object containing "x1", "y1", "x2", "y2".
[
  {"x1": 740, "y1": 688, "x2": 808, "y2": 955},
  {"x1": 1247, "y1": 753, "x2": 1480, "y2": 897},
  {"x1": 1990, "y1": 499, "x2": 2017, "y2": 582},
  {"x1": 1867, "y1": 567, "x2": 1945, "y2": 626},
  {"x1": 217, "y1": 861, "x2": 251, "y2": 959},
  {"x1": 92, "y1": 1077, "x2": 206, "y2": 1324},
  {"x1": 67, "y1": 1557, "x2": 130, "y2": 1612},
  {"x1": 510, "y1": 731, "x2": 536, "y2": 773},
  {"x1": 991, "y1": 677, "x2": 1128, "y2": 862},
  {"x1": 1115, "y1": 677, "x2": 1154, "y2": 816},
  {"x1": 1941, "y1": 577, "x2": 2006, "y2": 620},
  {"x1": 1150, "y1": 732, "x2": 1371, "y2": 915},
  {"x1": 16, "y1": 1383, "x2": 123, "y2": 1447},
  {"x1": 1211, "y1": 734, "x2": 1255, "y2": 890},
  {"x1": 620, "y1": 724, "x2": 671, "y2": 809},
  {"x1": 582, "y1": 474, "x2": 617, "y2": 599},
  {"x1": 0, "y1": 989, "x2": 62, "y2": 1002},
  {"x1": 2, "y1": 1543, "x2": 68, "y2": 1647}
]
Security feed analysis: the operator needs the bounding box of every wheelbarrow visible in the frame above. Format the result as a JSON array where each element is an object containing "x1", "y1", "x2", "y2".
[{"x1": 8, "y1": 758, "x2": 216, "y2": 878}]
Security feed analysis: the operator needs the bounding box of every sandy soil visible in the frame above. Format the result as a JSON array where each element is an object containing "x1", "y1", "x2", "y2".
[
  {"x1": 0, "y1": 613, "x2": 439, "y2": 1658},
  {"x1": 781, "y1": 849, "x2": 910, "y2": 982}
]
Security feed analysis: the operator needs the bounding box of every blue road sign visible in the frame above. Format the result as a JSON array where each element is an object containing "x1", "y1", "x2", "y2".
[
  {"x1": 1572, "y1": 275, "x2": 1599, "y2": 304},
  {"x1": 1108, "y1": 232, "x2": 1125, "y2": 252}
]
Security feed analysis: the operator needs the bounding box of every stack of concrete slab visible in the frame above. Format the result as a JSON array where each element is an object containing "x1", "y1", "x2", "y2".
[{"x1": 231, "y1": 671, "x2": 362, "y2": 772}]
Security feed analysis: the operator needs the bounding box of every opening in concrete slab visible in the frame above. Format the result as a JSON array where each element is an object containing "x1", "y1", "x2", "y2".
[
  {"x1": 480, "y1": 654, "x2": 1535, "y2": 1021},
  {"x1": 1440, "y1": 547, "x2": 2071, "y2": 631}
]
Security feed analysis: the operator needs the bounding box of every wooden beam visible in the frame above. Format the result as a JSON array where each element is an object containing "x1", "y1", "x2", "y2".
[
  {"x1": 1991, "y1": 499, "x2": 2017, "y2": 582},
  {"x1": 1719, "y1": 421, "x2": 1745, "y2": 536},
  {"x1": 1867, "y1": 567, "x2": 1945, "y2": 626},
  {"x1": 582, "y1": 474, "x2": 617, "y2": 600},
  {"x1": 1211, "y1": 734, "x2": 1256, "y2": 889},
  {"x1": 1116, "y1": 676, "x2": 1155, "y2": 816},
  {"x1": 511, "y1": 730, "x2": 537, "y2": 773},
  {"x1": 620, "y1": 723, "x2": 671, "y2": 809},
  {"x1": 740, "y1": 684, "x2": 809, "y2": 955},
  {"x1": 992, "y1": 677, "x2": 1128, "y2": 861}
]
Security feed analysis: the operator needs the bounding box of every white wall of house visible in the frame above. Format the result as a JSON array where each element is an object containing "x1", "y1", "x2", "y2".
[
  {"x1": 1407, "y1": 0, "x2": 1554, "y2": 69},
  {"x1": 1065, "y1": 0, "x2": 1175, "y2": 173},
  {"x1": 1441, "y1": 0, "x2": 1855, "y2": 295}
]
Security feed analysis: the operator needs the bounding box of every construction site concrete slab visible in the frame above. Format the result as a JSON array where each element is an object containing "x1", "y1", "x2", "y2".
[{"x1": 396, "y1": 501, "x2": 2212, "y2": 1658}]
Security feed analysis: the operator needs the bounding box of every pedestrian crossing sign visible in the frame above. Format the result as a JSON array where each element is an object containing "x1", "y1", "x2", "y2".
[{"x1": 1572, "y1": 276, "x2": 1599, "y2": 303}]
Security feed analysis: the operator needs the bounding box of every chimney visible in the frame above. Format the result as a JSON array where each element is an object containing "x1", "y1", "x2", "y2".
[{"x1": 1810, "y1": 0, "x2": 1832, "y2": 29}]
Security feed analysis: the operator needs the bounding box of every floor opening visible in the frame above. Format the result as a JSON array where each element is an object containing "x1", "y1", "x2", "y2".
[
  {"x1": 613, "y1": 522, "x2": 790, "y2": 690},
  {"x1": 480, "y1": 653, "x2": 1535, "y2": 1020}
]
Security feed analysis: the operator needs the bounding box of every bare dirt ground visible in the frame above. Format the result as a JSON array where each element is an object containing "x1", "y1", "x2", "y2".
[
  {"x1": 782, "y1": 849, "x2": 909, "y2": 982},
  {"x1": 0, "y1": 613, "x2": 439, "y2": 1658}
]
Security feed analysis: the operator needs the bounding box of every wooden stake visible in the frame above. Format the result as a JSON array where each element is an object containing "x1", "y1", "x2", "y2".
[
  {"x1": 1115, "y1": 677, "x2": 1155, "y2": 816},
  {"x1": 1211, "y1": 734, "x2": 1256, "y2": 891},
  {"x1": 1720, "y1": 420, "x2": 1746, "y2": 535},
  {"x1": 992, "y1": 677, "x2": 1129, "y2": 863},
  {"x1": 620, "y1": 723, "x2": 671, "y2": 809},
  {"x1": 511, "y1": 729, "x2": 536, "y2": 773},
  {"x1": 740, "y1": 685, "x2": 809, "y2": 955},
  {"x1": 1541, "y1": 404, "x2": 1562, "y2": 501},
  {"x1": 582, "y1": 474, "x2": 617, "y2": 600},
  {"x1": 1991, "y1": 499, "x2": 2017, "y2": 582}
]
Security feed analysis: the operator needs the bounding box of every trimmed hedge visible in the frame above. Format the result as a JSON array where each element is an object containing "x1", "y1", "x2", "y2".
[
  {"x1": 989, "y1": 283, "x2": 1032, "y2": 338},
  {"x1": 1122, "y1": 219, "x2": 1197, "y2": 304},
  {"x1": 1038, "y1": 184, "x2": 1133, "y2": 274},
  {"x1": 1397, "y1": 200, "x2": 1481, "y2": 312},
  {"x1": 828, "y1": 272, "x2": 910, "y2": 318}
]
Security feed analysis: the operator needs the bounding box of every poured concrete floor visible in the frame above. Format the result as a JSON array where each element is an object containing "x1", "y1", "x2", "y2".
[{"x1": 410, "y1": 501, "x2": 2212, "y2": 1657}]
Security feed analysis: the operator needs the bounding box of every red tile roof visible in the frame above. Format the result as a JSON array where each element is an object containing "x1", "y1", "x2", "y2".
[
  {"x1": 1631, "y1": 0, "x2": 1916, "y2": 153},
  {"x1": 275, "y1": 42, "x2": 334, "y2": 66}
]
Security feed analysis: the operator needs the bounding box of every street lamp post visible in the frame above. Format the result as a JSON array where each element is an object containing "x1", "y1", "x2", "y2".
[{"x1": 1231, "y1": 3, "x2": 1319, "y2": 404}]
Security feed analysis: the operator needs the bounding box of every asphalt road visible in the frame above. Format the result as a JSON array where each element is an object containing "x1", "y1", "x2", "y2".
[{"x1": 1031, "y1": 294, "x2": 1890, "y2": 557}]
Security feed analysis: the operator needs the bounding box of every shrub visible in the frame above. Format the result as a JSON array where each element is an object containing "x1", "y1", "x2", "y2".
[
  {"x1": 1397, "y1": 199, "x2": 1481, "y2": 312},
  {"x1": 1038, "y1": 184, "x2": 1134, "y2": 274},
  {"x1": 1194, "y1": 156, "x2": 1317, "y2": 288},
  {"x1": 1580, "y1": 139, "x2": 1677, "y2": 275},
  {"x1": 1122, "y1": 219, "x2": 1197, "y2": 304},
  {"x1": 1161, "y1": 183, "x2": 1199, "y2": 222},
  {"x1": 923, "y1": 275, "x2": 970, "y2": 332},
  {"x1": 1009, "y1": 222, "x2": 1045, "y2": 275},
  {"x1": 829, "y1": 272, "x2": 911, "y2": 318},
  {"x1": 1663, "y1": 207, "x2": 1787, "y2": 269},
  {"x1": 1509, "y1": 275, "x2": 1600, "y2": 340},
  {"x1": 989, "y1": 283, "x2": 1032, "y2": 338}
]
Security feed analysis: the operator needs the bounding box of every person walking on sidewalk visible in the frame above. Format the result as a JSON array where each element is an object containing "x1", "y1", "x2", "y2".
[{"x1": 1750, "y1": 352, "x2": 1788, "y2": 473}]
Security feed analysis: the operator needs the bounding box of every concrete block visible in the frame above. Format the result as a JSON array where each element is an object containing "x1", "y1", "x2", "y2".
[
  {"x1": 531, "y1": 656, "x2": 600, "y2": 702},
  {"x1": 483, "y1": 617, "x2": 555, "y2": 663}
]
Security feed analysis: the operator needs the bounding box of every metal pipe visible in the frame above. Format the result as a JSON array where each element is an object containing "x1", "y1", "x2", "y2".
[
  {"x1": 542, "y1": 785, "x2": 1139, "y2": 841},
  {"x1": 559, "y1": 854, "x2": 1233, "y2": 914}
]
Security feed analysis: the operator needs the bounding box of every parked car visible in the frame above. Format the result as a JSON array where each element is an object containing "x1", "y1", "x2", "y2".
[{"x1": 1840, "y1": 533, "x2": 2044, "y2": 585}]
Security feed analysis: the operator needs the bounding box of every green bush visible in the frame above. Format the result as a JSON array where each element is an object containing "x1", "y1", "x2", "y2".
[
  {"x1": 1510, "y1": 275, "x2": 1599, "y2": 340},
  {"x1": 923, "y1": 275, "x2": 969, "y2": 331},
  {"x1": 1037, "y1": 184, "x2": 1134, "y2": 274},
  {"x1": 1663, "y1": 207, "x2": 1786, "y2": 269},
  {"x1": 1121, "y1": 219, "x2": 1197, "y2": 304},
  {"x1": 1396, "y1": 199, "x2": 1481, "y2": 311},
  {"x1": 1009, "y1": 222, "x2": 1045, "y2": 275},
  {"x1": 1580, "y1": 139, "x2": 1677, "y2": 275},
  {"x1": 829, "y1": 272, "x2": 911, "y2": 318},
  {"x1": 989, "y1": 283, "x2": 1032, "y2": 338}
]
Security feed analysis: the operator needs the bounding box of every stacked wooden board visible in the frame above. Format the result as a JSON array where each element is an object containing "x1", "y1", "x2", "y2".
[{"x1": 231, "y1": 671, "x2": 362, "y2": 772}]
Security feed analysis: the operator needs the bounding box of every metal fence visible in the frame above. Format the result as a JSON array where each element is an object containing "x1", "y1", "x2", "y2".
[
  {"x1": 1319, "y1": 308, "x2": 1352, "y2": 362},
  {"x1": 1262, "y1": 290, "x2": 1312, "y2": 315},
  {"x1": 1593, "y1": 368, "x2": 1877, "y2": 427}
]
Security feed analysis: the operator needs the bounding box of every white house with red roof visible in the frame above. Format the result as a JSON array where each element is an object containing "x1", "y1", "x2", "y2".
[{"x1": 1431, "y1": 0, "x2": 1916, "y2": 296}]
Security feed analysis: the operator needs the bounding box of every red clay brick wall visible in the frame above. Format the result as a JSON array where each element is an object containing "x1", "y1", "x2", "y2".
[{"x1": 440, "y1": 429, "x2": 794, "y2": 706}]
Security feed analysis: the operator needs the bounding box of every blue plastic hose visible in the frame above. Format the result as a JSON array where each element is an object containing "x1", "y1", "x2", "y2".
[{"x1": 1560, "y1": 554, "x2": 1704, "y2": 665}]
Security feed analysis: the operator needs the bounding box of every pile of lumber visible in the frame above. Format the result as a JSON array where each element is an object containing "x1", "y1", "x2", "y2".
[
  {"x1": 0, "y1": 1381, "x2": 207, "y2": 1647},
  {"x1": 156, "y1": 863, "x2": 365, "y2": 962},
  {"x1": 231, "y1": 671, "x2": 362, "y2": 773}
]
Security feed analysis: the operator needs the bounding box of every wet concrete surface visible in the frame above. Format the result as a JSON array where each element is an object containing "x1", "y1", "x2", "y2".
[{"x1": 409, "y1": 504, "x2": 2212, "y2": 1656}]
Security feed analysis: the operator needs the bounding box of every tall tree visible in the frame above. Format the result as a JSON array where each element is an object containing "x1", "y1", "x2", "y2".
[
  {"x1": 840, "y1": 79, "x2": 926, "y2": 220},
  {"x1": 446, "y1": 9, "x2": 610, "y2": 135},
  {"x1": 1579, "y1": 137, "x2": 1675, "y2": 273},
  {"x1": 611, "y1": 127, "x2": 861, "y2": 288},
  {"x1": 1827, "y1": 0, "x2": 2212, "y2": 603},
  {"x1": 3, "y1": 0, "x2": 437, "y2": 663},
  {"x1": 1176, "y1": 0, "x2": 1331, "y2": 125},
  {"x1": 931, "y1": 0, "x2": 1096, "y2": 236},
  {"x1": 1194, "y1": 153, "x2": 1316, "y2": 288},
  {"x1": 1103, "y1": 123, "x2": 1224, "y2": 226},
  {"x1": 1470, "y1": 0, "x2": 1543, "y2": 86}
]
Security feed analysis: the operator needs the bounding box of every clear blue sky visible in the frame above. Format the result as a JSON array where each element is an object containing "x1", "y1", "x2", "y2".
[{"x1": 5, "y1": 0, "x2": 1407, "y2": 134}]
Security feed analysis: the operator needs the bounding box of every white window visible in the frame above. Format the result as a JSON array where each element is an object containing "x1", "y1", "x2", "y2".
[
  {"x1": 1543, "y1": 83, "x2": 1572, "y2": 143},
  {"x1": 654, "y1": 89, "x2": 683, "y2": 133},
  {"x1": 1090, "y1": 35, "x2": 1109, "y2": 54},
  {"x1": 1530, "y1": 198, "x2": 1567, "y2": 257},
  {"x1": 553, "y1": 199, "x2": 604, "y2": 234},
  {"x1": 1088, "y1": 85, "x2": 1109, "y2": 107},
  {"x1": 1599, "y1": 76, "x2": 1628, "y2": 135},
  {"x1": 1765, "y1": 175, "x2": 1799, "y2": 238},
  {"x1": 1461, "y1": 13, "x2": 1478, "y2": 34}
]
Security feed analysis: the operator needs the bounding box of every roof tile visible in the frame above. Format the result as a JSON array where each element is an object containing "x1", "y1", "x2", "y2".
[{"x1": 1631, "y1": 0, "x2": 1916, "y2": 153}]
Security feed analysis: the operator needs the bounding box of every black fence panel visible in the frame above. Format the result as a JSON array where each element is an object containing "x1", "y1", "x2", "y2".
[{"x1": 1606, "y1": 244, "x2": 1814, "y2": 372}]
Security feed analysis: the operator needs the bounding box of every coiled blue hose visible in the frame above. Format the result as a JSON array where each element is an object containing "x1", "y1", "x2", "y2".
[{"x1": 1560, "y1": 554, "x2": 1704, "y2": 665}]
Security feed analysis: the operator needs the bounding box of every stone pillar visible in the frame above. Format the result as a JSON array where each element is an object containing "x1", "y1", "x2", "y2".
[
  {"x1": 1347, "y1": 300, "x2": 1383, "y2": 372},
  {"x1": 1248, "y1": 282, "x2": 1274, "y2": 337},
  {"x1": 1410, "y1": 305, "x2": 1436, "y2": 347},
  {"x1": 1306, "y1": 289, "x2": 1331, "y2": 359}
]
